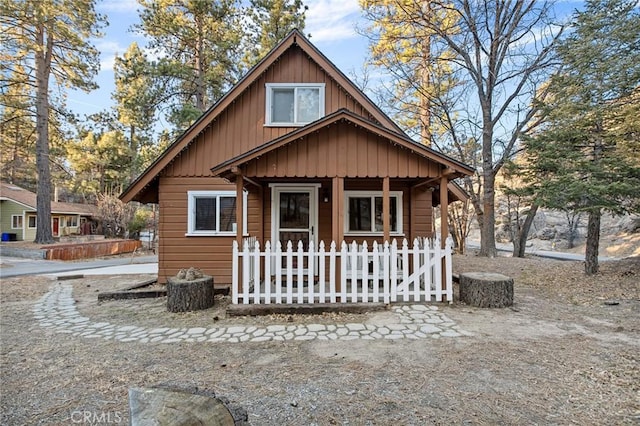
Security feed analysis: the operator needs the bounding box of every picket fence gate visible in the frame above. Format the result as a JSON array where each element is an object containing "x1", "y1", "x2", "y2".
[{"x1": 231, "y1": 237, "x2": 453, "y2": 305}]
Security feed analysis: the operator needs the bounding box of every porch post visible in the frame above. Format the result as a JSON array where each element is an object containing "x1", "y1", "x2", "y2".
[
  {"x1": 382, "y1": 176, "x2": 390, "y2": 242},
  {"x1": 236, "y1": 173, "x2": 244, "y2": 246},
  {"x1": 440, "y1": 175, "x2": 449, "y2": 293},
  {"x1": 236, "y1": 173, "x2": 244, "y2": 294},
  {"x1": 439, "y1": 176, "x2": 448, "y2": 245},
  {"x1": 332, "y1": 176, "x2": 344, "y2": 294}
]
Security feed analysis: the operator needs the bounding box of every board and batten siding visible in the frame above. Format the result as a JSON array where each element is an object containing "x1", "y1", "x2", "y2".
[
  {"x1": 153, "y1": 45, "x2": 438, "y2": 285},
  {"x1": 162, "y1": 46, "x2": 378, "y2": 178},
  {"x1": 241, "y1": 123, "x2": 443, "y2": 179}
]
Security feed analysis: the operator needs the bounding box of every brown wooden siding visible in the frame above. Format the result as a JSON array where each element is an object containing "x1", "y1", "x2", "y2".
[
  {"x1": 157, "y1": 176, "x2": 260, "y2": 284},
  {"x1": 242, "y1": 122, "x2": 443, "y2": 179},
  {"x1": 163, "y1": 47, "x2": 378, "y2": 179}
]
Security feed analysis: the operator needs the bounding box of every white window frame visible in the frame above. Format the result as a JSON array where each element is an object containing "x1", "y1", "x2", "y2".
[
  {"x1": 67, "y1": 216, "x2": 78, "y2": 227},
  {"x1": 186, "y1": 190, "x2": 248, "y2": 237},
  {"x1": 344, "y1": 190, "x2": 403, "y2": 236},
  {"x1": 265, "y1": 83, "x2": 325, "y2": 126},
  {"x1": 11, "y1": 215, "x2": 23, "y2": 229},
  {"x1": 27, "y1": 215, "x2": 36, "y2": 228}
]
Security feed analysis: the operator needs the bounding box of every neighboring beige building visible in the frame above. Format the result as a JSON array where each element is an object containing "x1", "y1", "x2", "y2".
[{"x1": 0, "y1": 181, "x2": 97, "y2": 241}]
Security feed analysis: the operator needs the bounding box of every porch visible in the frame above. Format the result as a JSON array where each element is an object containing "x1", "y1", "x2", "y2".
[{"x1": 232, "y1": 236, "x2": 453, "y2": 304}]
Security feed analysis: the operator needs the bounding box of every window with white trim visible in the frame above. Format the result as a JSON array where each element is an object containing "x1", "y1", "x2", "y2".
[
  {"x1": 27, "y1": 215, "x2": 36, "y2": 228},
  {"x1": 345, "y1": 191, "x2": 403, "y2": 234},
  {"x1": 265, "y1": 83, "x2": 325, "y2": 126},
  {"x1": 68, "y1": 216, "x2": 78, "y2": 227},
  {"x1": 187, "y1": 191, "x2": 248, "y2": 236},
  {"x1": 11, "y1": 215, "x2": 22, "y2": 229}
]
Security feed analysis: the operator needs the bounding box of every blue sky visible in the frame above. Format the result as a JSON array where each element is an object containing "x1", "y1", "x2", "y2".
[
  {"x1": 68, "y1": 0, "x2": 370, "y2": 123},
  {"x1": 68, "y1": 0, "x2": 589, "y2": 131}
]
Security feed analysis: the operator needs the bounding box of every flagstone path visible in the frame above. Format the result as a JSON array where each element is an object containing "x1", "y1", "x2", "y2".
[{"x1": 33, "y1": 283, "x2": 473, "y2": 343}]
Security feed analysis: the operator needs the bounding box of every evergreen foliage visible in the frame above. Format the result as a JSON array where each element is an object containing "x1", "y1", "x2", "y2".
[{"x1": 522, "y1": 0, "x2": 640, "y2": 274}]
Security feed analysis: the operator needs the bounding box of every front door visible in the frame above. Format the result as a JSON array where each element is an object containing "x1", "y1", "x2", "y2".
[
  {"x1": 272, "y1": 185, "x2": 319, "y2": 274},
  {"x1": 52, "y1": 217, "x2": 59, "y2": 237}
]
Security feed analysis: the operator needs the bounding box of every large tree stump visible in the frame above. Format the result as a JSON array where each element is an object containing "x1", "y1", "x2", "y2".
[
  {"x1": 129, "y1": 386, "x2": 246, "y2": 425},
  {"x1": 167, "y1": 275, "x2": 214, "y2": 313},
  {"x1": 459, "y1": 272, "x2": 514, "y2": 308}
]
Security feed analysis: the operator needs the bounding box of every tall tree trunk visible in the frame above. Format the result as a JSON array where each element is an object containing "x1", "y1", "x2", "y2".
[
  {"x1": 479, "y1": 168, "x2": 497, "y2": 257},
  {"x1": 513, "y1": 203, "x2": 539, "y2": 258},
  {"x1": 34, "y1": 21, "x2": 54, "y2": 244},
  {"x1": 585, "y1": 209, "x2": 601, "y2": 275}
]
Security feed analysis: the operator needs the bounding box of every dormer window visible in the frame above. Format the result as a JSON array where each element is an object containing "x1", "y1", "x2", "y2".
[{"x1": 265, "y1": 83, "x2": 325, "y2": 126}]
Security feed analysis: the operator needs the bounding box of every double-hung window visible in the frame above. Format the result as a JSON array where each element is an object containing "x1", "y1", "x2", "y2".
[
  {"x1": 345, "y1": 191, "x2": 403, "y2": 235},
  {"x1": 68, "y1": 216, "x2": 78, "y2": 227},
  {"x1": 11, "y1": 215, "x2": 22, "y2": 229},
  {"x1": 187, "y1": 191, "x2": 247, "y2": 236},
  {"x1": 265, "y1": 83, "x2": 325, "y2": 126},
  {"x1": 27, "y1": 215, "x2": 36, "y2": 228}
]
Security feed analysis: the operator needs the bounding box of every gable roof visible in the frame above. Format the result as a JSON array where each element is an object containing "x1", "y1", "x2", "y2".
[
  {"x1": 120, "y1": 29, "x2": 409, "y2": 203},
  {"x1": 0, "y1": 182, "x2": 97, "y2": 216},
  {"x1": 210, "y1": 108, "x2": 474, "y2": 179}
]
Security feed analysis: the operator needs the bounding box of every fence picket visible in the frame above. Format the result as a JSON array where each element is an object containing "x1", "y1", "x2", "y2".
[
  {"x1": 434, "y1": 239, "x2": 442, "y2": 302},
  {"x1": 232, "y1": 241, "x2": 239, "y2": 304},
  {"x1": 372, "y1": 241, "x2": 380, "y2": 303},
  {"x1": 308, "y1": 241, "x2": 315, "y2": 304},
  {"x1": 275, "y1": 241, "x2": 282, "y2": 304},
  {"x1": 231, "y1": 236, "x2": 452, "y2": 305},
  {"x1": 286, "y1": 241, "x2": 293, "y2": 304},
  {"x1": 329, "y1": 241, "x2": 337, "y2": 303}
]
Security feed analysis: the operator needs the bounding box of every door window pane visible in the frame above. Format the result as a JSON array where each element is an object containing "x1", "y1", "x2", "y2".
[{"x1": 279, "y1": 192, "x2": 309, "y2": 229}]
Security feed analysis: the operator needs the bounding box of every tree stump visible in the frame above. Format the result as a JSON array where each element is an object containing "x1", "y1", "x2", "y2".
[
  {"x1": 167, "y1": 275, "x2": 214, "y2": 313},
  {"x1": 459, "y1": 272, "x2": 514, "y2": 308}
]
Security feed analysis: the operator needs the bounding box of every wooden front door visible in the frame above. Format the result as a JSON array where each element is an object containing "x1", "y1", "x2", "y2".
[{"x1": 52, "y1": 217, "x2": 59, "y2": 236}]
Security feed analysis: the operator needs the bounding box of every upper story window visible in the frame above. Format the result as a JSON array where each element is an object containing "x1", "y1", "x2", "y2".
[{"x1": 265, "y1": 83, "x2": 325, "y2": 126}]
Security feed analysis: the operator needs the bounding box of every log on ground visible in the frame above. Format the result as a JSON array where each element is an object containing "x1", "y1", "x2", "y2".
[
  {"x1": 167, "y1": 276, "x2": 214, "y2": 312},
  {"x1": 459, "y1": 272, "x2": 514, "y2": 308}
]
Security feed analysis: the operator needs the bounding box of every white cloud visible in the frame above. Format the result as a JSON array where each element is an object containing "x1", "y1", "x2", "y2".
[
  {"x1": 305, "y1": 0, "x2": 362, "y2": 42},
  {"x1": 94, "y1": 40, "x2": 127, "y2": 72},
  {"x1": 98, "y1": 0, "x2": 139, "y2": 13}
]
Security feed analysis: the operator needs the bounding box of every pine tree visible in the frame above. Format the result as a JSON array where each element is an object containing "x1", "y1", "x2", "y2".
[
  {"x1": 242, "y1": 0, "x2": 307, "y2": 68},
  {"x1": 113, "y1": 43, "x2": 158, "y2": 182},
  {"x1": 523, "y1": 0, "x2": 640, "y2": 274},
  {"x1": 0, "y1": 0, "x2": 104, "y2": 243},
  {"x1": 136, "y1": 0, "x2": 243, "y2": 132}
]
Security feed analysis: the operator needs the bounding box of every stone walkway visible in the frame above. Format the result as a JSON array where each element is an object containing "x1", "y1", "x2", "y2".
[{"x1": 33, "y1": 283, "x2": 473, "y2": 343}]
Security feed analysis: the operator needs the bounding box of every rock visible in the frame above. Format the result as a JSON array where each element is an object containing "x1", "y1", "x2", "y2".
[
  {"x1": 536, "y1": 227, "x2": 557, "y2": 240},
  {"x1": 621, "y1": 216, "x2": 640, "y2": 233}
]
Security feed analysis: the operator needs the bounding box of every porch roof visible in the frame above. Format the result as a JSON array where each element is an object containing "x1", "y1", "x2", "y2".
[{"x1": 210, "y1": 109, "x2": 475, "y2": 182}]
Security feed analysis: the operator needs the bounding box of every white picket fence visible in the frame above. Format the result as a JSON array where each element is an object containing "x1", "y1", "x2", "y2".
[{"x1": 231, "y1": 237, "x2": 453, "y2": 304}]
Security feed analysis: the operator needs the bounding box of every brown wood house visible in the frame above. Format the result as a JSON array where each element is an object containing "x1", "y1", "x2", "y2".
[{"x1": 120, "y1": 30, "x2": 474, "y2": 293}]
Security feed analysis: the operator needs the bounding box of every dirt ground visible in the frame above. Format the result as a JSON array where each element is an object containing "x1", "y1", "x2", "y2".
[{"x1": 1, "y1": 252, "x2": 639, "y2": 425}]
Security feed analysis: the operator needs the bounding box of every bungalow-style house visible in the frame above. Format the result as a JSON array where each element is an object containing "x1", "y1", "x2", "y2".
[
  {"x1": 120, "y1": 30, "x2": 474, "y2": 303},
  {"x1": 0, "y1": 181, "x2": 97, "y2": 241}
]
